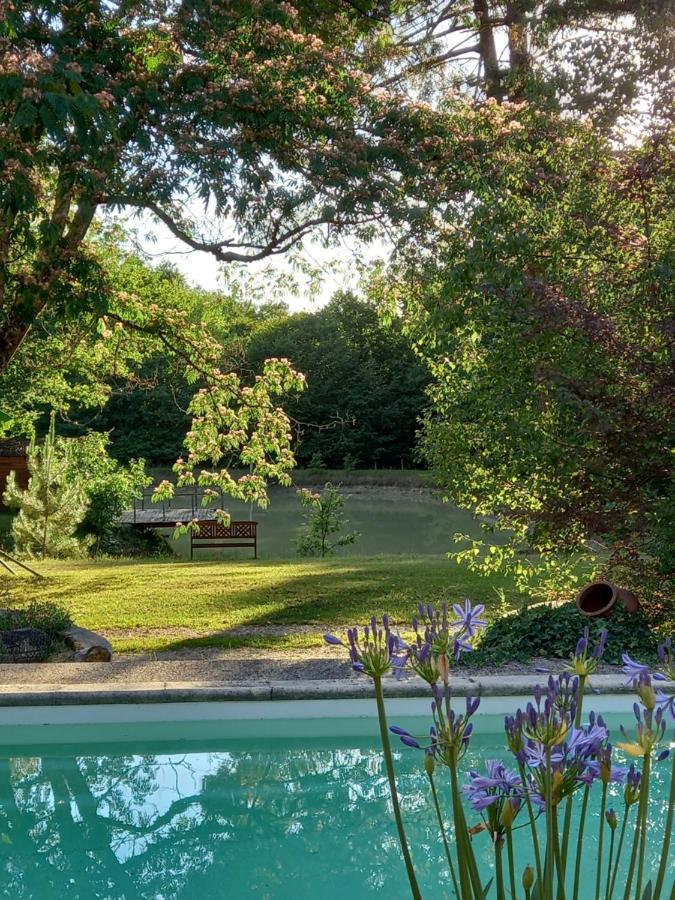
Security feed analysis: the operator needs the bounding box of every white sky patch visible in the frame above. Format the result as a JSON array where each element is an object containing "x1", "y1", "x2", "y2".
[{"x1": 120, "y1": 208, "x2": 382, "y2": 312}]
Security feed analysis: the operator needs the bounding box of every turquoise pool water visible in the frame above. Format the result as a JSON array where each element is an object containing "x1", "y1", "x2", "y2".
[{"x1": 0, "y1": 714, "x2": 671, "y2": 898}]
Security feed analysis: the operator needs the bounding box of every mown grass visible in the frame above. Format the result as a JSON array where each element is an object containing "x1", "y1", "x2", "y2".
[{"x1": 6, "y1": 555, "x2": 531, "y2": 653}]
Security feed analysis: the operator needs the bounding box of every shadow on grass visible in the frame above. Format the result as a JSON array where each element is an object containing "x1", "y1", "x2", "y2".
[{"x1": 12, "y1": 555, "x2": 532, "y2": 652}]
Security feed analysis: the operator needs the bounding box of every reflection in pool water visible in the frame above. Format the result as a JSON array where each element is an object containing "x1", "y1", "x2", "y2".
[{"x1": 0, "y1": 717, "x2": 671, "y2": 898}]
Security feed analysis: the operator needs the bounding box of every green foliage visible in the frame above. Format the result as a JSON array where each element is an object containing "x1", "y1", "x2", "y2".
[
  {"x1": 65, "y1": 432, "x2": 150, "y2": 542},
  {"x1": 0, "y1": 600, "x2": 72, "y2": 638},
  {"x1": 295, "y1": 483, "x2": 360, "y2": 557},
  {"x1": 3, "y1": 415, "x2": 90, "y2": 558},
  {"x1": 247, "y1": 293, "x2": 429, "y2": 469},
  {"x1": 93, "y1": 525, "x2": 173, "y2": 560},
  {"x1": 376, "y1": 108, "x2": 675, "y2": 604},
  {"x1": 468, "y1": 602, "x2": 658, "y2": 667},
  {"x1": 153, "y1": 358, "x2": 306, "y2": 517}
]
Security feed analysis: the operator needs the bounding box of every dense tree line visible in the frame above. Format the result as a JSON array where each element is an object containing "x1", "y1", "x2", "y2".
[
  {"x1": 247, "y1": 293, "x2": 429, "y2": 469},
  {"x1": 92, "y1": 286, "x2": 428, "y2": 470}
]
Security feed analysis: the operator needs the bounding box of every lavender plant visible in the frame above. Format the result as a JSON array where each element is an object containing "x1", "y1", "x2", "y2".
[{"x1": 325, "y1": 611, "x2": 674, "y2": 900}]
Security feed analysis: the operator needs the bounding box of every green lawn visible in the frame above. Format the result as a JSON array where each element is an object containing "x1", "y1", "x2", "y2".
[{"x1": 7, "y1": 555, "x2": 531, "y2": 653}]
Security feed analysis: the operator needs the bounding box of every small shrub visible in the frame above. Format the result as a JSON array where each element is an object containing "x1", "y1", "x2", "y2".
[
  {"x1": 96, "y1": 524, "x2": 173, "y2": 558},
  {"x1": 66, "y1": 432, "x2": 150, "y2": 545},
  {"x1": 4, "y1": 415, "x2": 91, "y2": 558},
  {"x1": 307, "y1": 451, "x2": 327, "y2": 472},
  {"x1": 0, "y1": 600, "x2": 71, "y2": 639},
  {"x1": 467, "y1": 601, "x2": 657, "y2": 667},
  {"x1": 295, "y1": 482, "x2": 360, "y2": 557}
]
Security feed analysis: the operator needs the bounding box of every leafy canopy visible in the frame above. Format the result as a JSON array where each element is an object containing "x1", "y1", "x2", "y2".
[{"x1": 372, "y1": 107, "x2": 674, "y2": 604}]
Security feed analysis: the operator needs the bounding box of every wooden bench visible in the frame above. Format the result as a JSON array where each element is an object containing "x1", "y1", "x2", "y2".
[{"x1": 190, "y1": 520, "x2": 258, "y2": 560}]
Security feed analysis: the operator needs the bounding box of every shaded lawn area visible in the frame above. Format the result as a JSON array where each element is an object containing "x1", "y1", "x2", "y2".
[{"x1": 8, "y1": 555, "x2": 532, "y2": 653}]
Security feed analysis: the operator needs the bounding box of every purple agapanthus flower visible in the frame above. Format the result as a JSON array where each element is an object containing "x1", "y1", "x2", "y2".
[
  {"x1": 525, "y1": 741, "x2": 564, "y2": 769},
  {"x1": 585, "y1": 759, "x2": 628, "y2": 785},
  {"x1": 451, "y1": 599, "x2": 487, "y2": 637},
  {"x1": 463, "y1": 760, "x2": 523, "y2": 812},
  {"x1": 656, "y1": 689, "x2": 675, "y2": 720},
  {"x1": 453, "y1": 637, "x2": 474, "y2": 660},
  {"x1": 565, "y1": 723, "x2": 607, "y2": 757},
  {"x1": 621, "y1": 653, "x2": 650, "y2": 685}
]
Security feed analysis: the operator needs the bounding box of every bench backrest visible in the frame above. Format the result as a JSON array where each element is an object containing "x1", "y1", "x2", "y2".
[{"x1": 190, "y1": 520, "x2": 258, "y2": 559}]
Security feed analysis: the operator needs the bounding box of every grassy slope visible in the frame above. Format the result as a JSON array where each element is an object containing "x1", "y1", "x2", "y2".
[{"x1": 8, "y1": 555, "x2": 529, "y2": 652}]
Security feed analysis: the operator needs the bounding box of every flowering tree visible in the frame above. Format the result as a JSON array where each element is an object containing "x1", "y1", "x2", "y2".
[
  {"x1": 0, "y1": 0, "x2": 435, "y2": 372},
  {"x1": 153, "y1": 357, "x2": 305, "y2": 520}
]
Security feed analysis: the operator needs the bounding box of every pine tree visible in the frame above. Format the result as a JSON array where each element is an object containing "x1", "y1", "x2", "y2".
[{"x1": 3, "y1": 415, "x2": 90, "y2": 558}]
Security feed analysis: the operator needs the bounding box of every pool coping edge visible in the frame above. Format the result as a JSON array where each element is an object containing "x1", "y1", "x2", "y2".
[{"x1": 0, "y1": 674, "x2": 671, "y2": 706}]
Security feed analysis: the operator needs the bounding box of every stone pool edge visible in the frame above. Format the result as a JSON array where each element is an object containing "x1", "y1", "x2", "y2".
[{"x1": 0, "y1": 673, "x2": 672, "y2": 706}]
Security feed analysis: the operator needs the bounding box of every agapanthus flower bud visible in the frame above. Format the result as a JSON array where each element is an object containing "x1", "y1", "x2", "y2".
[
  {"x1": 624, "y1": 765, "x2": 641, "y2": 805},
  {"x1": 323, "y1": 633, "x2": 343, "y2": 646},
  {"x1": 437, "y1": 652, "x2": 450, "y2": 683},
  {"x1": 605, "y1": 808, "x2": 618, "y2": 831},
  {"x1": 500, "y1": 797, "x2": 520, "y2": 829},
  {"x1": 522, "y1": 865, "x2": 535, "y2": 890},
  {"x1": 424, "y1": 750, "x2": 435, "y2": 776}
]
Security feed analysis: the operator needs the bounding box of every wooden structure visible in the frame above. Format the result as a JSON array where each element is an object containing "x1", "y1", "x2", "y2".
[
  {"x1": 190, "y1": 520, "x2": 258, "y2": 560},
  {"x1": 0, "y1": 439, "x2": 28, "y2": 511}
]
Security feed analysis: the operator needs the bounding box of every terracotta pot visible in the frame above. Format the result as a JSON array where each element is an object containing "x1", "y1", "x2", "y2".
[{"x1": 576, "y1": 581, "x2": 640, "y2": 619}]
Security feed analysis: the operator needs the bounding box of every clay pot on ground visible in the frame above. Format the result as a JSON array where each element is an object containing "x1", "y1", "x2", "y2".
[{"x1": 576, "y1": 581, "x2": 640, "y2": 619}]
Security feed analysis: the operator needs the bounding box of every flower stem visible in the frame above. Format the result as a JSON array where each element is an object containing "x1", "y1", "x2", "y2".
[
  {"x1": 595, "y1": 781, "x2": 608, "y2": 900},
  {"x1": 622, "y1": 754, "x2": 650, "y2": 900},
  {"x1": 506, "y1": 828, "x2": 517, "y2": 900},
  {"x1": 653, "y1": 750, "x2": 674, "y2": 900},
  {"x1": 428, "y1": 772, "x2": 460, "y2": 899},
  {"x1": 607, "y1": 805, "x2": 630, "y2": 900},
  {"x1": 495, "y1": 839, "x2": 506, "y2": 900},
  {"x1": 449, "y1": 754, "x2": 482, "y2": 899},
  {"x1": 634, "y1": 754, "x2": 651, "y2": 900},
  {"x1": 605, "y1": 827, "x2": 616, "y2": 900},
  {"x1": 545, "y1": 746, "x2": 554, "y2": 900},
  {"x1": 553, "y1": 808, "x2": 566, "y2": 899},
  {"x1": 561, "y1": 675, "x2": 586, "y2": 871},
  {"x1": 519, "y1": 762, "x2": 544, "y2": 888},
  {"x1": 572, "y1": 784, "x2": 590, "y2": 900},
  {"x1": 373, "y1": 676, "x2": 423, "y2": 900}
]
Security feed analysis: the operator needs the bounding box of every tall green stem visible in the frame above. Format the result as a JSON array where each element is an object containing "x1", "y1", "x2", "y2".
[
  {"x1": 545, "y1": 746, "x2": 554, "y2": 900},
  {"x1": 506, "y1": 828, "x2": 517, "y2": 900},
  {"x1": 622, "y1": 754, "x2": 650, "y2": 900},
  {"x1": 495, "y1": 839, "x2": 506, "y2": 900},
  {"x1": 373, "y1": 677, "x2": 423, "y2": 900},
  {"x1": 607, "y1": 806, "x2": 630, "y2": 900},
  {"x1": 562, "y1": 675, "x2": 586, "y2": 871},
  {"x1": 572, "y1": 785, "x2": 590, "y2": 900},
  {"x1": 519, "y1": 761, "x2": 544, "y2": 888},
  {"x1": 595, "y1": 781, "x2": 608, "y2": 900},
  {"x1": 634, "y1": 754, "x2": 651, "y2": 900},
  {"x1": 552, "y1": 808, "x2": 566, "y2": 899},
  {"x1": 605, "y1": 827, "x2": 616, "y2": 900},
  {"x1": 428, "y1": 772, "x2": 460, "y2": 899},
  {"x1": 449, "y1": 755, "x2": 482, "y2": 899},
  {"x1": 653, "y1": 750, "x2": 675, "y2": 900}
]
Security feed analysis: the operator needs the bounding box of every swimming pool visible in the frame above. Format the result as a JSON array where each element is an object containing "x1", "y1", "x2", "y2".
[{"x1": 0, "y1": 709, "x2": 671, "y2": 898}]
